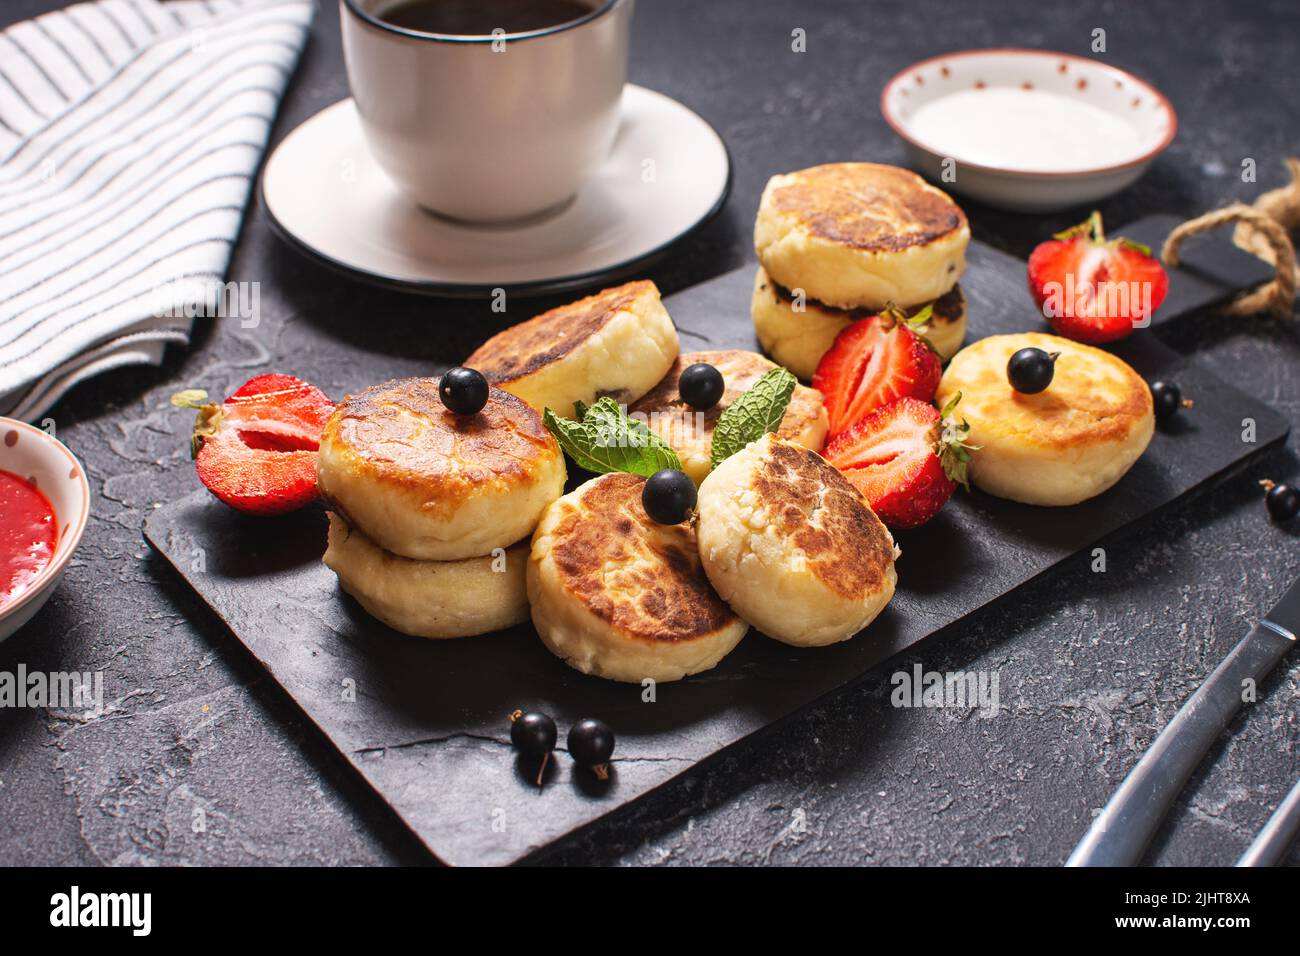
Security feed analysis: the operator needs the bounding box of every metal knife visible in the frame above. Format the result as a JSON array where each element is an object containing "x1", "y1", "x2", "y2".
[
  {"x1": 1236, "y1": 776, "x2": 1300, "y2": 866},
  {"x1": 1066, "y1": 575, "x2": 1300, "y2": 867}
]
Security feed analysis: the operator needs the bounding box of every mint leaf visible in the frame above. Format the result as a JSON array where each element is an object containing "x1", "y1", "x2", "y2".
[
  {"x1": 710, "y1": 367, "x2": 797, "y2": 469},
  {"x1": 543, "y1": 397, "x2": 682, "y2": 478}
]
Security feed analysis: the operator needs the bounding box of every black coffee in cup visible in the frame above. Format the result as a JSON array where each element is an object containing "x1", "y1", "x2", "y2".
[{"x1": 379, "y1": 0, "x2": 596, "y2": 35}]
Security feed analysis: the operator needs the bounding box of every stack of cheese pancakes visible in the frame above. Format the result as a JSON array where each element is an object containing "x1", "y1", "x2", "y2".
[
  {"x1": 315, "y1": 283, "x2": 683, "y2": 641},
  {"x1": 316, "y1": 377, "x2": 567, "y2": 639},
  {"x1": 750, "y1": 163, "x2": 971, "y2": 379}
]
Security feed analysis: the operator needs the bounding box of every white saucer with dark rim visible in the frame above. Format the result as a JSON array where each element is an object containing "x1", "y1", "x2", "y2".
[{"x1": 261, "y1": 85, "x2": 731, "y2": 296}]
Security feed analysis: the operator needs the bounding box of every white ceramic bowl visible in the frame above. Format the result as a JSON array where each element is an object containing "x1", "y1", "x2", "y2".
[
  {"x1": 881, "y1": 49, "x2": 1176, "y2": 212},
  {"x1": 0, "y1": 418, "x2": 90, "y2": 642}
]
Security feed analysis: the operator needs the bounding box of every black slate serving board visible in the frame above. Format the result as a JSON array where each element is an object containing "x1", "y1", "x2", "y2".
[{"x1": 144, "y1": 218, "x2": 1287, "y2": 866}]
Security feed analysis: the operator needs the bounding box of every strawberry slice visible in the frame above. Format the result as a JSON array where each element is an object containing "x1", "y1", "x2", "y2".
[
  {"x1": 1027, "y1": 210, "x2": 1169, "y2": 344},
  {"x1": 172, "y1": 374, "x2": 335, "y2": 516},
  {"x1": 812, "y1": 304, "x2": 941, "y2": 437},
  {"x1": 824, "y1": 394, "x2": 975, "y2": 530}
]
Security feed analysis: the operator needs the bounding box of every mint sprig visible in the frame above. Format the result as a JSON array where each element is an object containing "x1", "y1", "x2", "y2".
[
  {"x1": 543, "y1": 397, "x2": 682, "y2": 477},
  {"x1": 709, "y1": 367, "x2": 797, "y2": 469}
]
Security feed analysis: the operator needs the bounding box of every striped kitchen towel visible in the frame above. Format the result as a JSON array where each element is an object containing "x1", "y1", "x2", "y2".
[{"x1": 0, "y1": 0, "x2": 314, "y2": 422}]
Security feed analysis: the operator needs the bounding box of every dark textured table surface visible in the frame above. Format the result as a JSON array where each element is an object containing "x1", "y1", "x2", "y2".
[{"x1": 1, "y1": 0, "x2": 1297, "y2": 867}]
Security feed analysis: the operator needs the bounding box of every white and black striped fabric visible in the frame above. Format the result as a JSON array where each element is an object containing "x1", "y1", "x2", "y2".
[{"x1": 0, "y1": 0, "x2": 314, "y2": 421}]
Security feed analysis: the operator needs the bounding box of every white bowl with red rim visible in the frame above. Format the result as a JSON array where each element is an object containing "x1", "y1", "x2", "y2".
[
  {"x1": 0, "y1": 418, "x2": 90, "y2": 642},
  {"x1": 881, "y1": 49, "x2": 1177, "y2": 212}
]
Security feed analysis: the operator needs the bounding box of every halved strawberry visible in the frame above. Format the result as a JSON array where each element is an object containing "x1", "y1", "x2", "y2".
[
  {"x1": 824, "y1": 394, "x2": 975, "y2": 530},
  {"x1": 812, "y1": 304, "x2": 941, "y2": 437},
  {"x1": 1027, "y1": 210, "x2": 1169, "y2": 344},
  {"x1": 172, "y1": 374, "x2": 335, "y2": 516}
]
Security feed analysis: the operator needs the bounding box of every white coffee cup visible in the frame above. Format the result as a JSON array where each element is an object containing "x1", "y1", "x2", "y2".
[{"x1": 340, "y1": 0, "x2": 633, "y2": 223}]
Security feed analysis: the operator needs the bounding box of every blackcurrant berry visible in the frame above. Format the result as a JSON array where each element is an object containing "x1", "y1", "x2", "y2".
[
  {"x1": 679, "y1": 363, "x2": 725, "y2": 410},
  {"x1": 1150, "y1": 381, "x2": 1184, "y2": 422},
  {"x1": 568, "y1": 718, "x2": 615, "y2": 780},
  {"x1": 1006, "y1": 348, "x2": 1058, "y2": 394},
  {"x1": 642, "y1": 469, "x2": 696, "y2": 524},
  {"x1": 439, "y1": 366, "x2": 489, "y2": 415},
  {"x1": 509, "y1": 710, "x2": 557, "y2": 785},
  {"x1": 509, "y1": 710, "x2": 556, "y2": 754},
  {"x1": 1262, "y1": 480, "x2": 1300, "y2": 523}
]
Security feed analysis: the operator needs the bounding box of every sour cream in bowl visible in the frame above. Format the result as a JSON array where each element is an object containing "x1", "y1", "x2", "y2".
[
  {"x1": 0, "y1": 418, "x2": 90, "y2": 642},
  {"x1": 881, "y1": 49, "x2": 1176, "y2": 212}
]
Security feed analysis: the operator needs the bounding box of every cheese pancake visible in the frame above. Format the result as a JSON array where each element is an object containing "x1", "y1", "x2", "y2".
[
  {"x1": 696, "y1": 434, "x2": 898, "y2": 647},
  {"x1": 528, "y1": 472, "x2": 749, "y2": 683},
  {"x1": 464, "y1": 279, "x2": 679, "y2": 415},
  {"x1": 750, "y1": 266, "x2": 968, "y2": 379},
  {"x1": 316, "y1": 377, "x2": 565, "y2": 561},
  {"x1": 936, "y1": 333, "x2": 1154, "y2": 506},
  {"x1": 324, "y1": 514, "x2": 529, "y2": 639},
  {"x1": 754, "y1": 163, "x2": 969, "y2": 310},
  {"x1": 628, "y1": 349, "x2": 829, "y2": 484}
]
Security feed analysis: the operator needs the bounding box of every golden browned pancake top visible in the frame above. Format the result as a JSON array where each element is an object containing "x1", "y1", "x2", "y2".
[
  {"x1": 322, "y1": 378, "x2": 557, "y2": 511},
  {"x1": 752, "y1": 441, "x2": 895, "y2": 600},
  {"x1": 939, "y1": 334, "x2": 1153, "y2": 450},
  {"x1": 629, "y1": 349, "x2": 824, "y2": 441},
  {"x1": 549, "y1": 473, "x2": 739, "y2": 643},
  {"x1": 465, "y1": 279, "x2": 658, "y2": 384},
  {"x1": 769, "y1": 163, "x2": 966, "y2": 252}
]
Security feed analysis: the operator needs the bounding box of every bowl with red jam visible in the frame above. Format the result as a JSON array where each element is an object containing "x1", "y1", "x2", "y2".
[{"x1": 0, "y1": 418, "x2": 90, "y2": 642}]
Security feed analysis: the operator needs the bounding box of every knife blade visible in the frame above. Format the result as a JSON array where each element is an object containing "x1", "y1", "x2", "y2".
[
  {"x1": 1236, "y1": 776, "x2": 1300, "y2": 866},
  {"x1": 1066, "y1": 575, "x2": 1299, "y2": 867}
]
